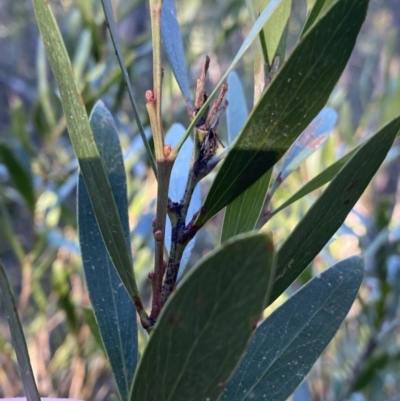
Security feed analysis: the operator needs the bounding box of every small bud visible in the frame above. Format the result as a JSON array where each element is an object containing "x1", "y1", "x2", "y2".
[
  {"x1": 164, "y1": 144, "x2": 172, "y2": 157},
  {"x1": 154, "y1": 230, "x2": 164, "y2": 241},
  {"x1": 148, "y1": 271, "x2": 155, "y2": 280},
  {"x1": 145, "y1": 90, "x2": 155, "y2": 102},
  {"x1": 151, "y1": 217, "x2": 157, "y2": 229}
]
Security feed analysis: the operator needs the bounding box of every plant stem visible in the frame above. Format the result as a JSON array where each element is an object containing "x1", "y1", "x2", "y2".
[
  {"x1": 161, "y1": 158, "x2": 201, "y2": 305},
  {"x1": 147, "y1": 0, "x2": 175, "y2": 322},
  {"x1": 161, "y1": 68, "x2": 229, "y2": 306},
  {"x1": 150, "y1": 156, "x2": 173, "y2": 322},
  {"x1": 101, "y1": 0, "x2": 157, "y2": 176},
  {"x1": 149, "y1": 0, "x2": 163, "y2": 139}
]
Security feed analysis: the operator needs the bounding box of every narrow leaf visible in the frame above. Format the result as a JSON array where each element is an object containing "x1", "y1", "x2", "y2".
[
  {"x1": 0, "y1": 260, "x2": 40, "y2": 401},
  {"x1": 269, "y1": 107, "x2": 337, "y2": 197},
  {"x1": 302, "y1": 0, "x2": 336, "y2": 36},
  {"x1": 254, "y1": 0, "x2": 291, "y2": 65},
  {"x1": 221, "y1": 170, "x2": 272, "y2": 243},
  {"x1": 268, "y1": 116, "x2": 400, "y2": 304},
  {"x1": 195, "y1": 0, "x2": 369, "y2": 227},
  {"x1": 161, "y1": 0, "x2": 192, "y2": 108},
  {"x1": 101, "y1": 0, "x2": 156, "y2": 175},
  {"x1": 82, "y1": 307, "x2": 106, "y2": 353},
  {"x1": 78, "y1": 101, "x2": 137, "y2": 401},
  {"x1": 222, "y1": 256, "x2": 363, "y2": 401},
  {"x1": 222, "y1": 72, "x2": 270, "y2": 242},
  {"x1": 267, "y1": 147, "x2": 355, "y2": 218},
  {"x1": 31, "y1": 0, "x2": 141, "y2": 309},
  {"x1": 130, "y1": 233, "x2": 275, "y2": 401},
  {"x1": 0, "y1": 143, "x2": 35, "y2": 212}
]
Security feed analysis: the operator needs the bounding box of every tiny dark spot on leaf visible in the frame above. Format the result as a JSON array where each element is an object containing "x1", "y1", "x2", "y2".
[
  {"x1": 167, "y1": 312, "x2": 181, "y2": 325},
  {"x1": 196, "y1": 296, "x2": 207, "y2": 312},
  {"x1": 344, "y1": 199, "x2": 350, "y2": 205},
  {"x1": 345, "y1": 181, "x2": 358, "y2": 191}
]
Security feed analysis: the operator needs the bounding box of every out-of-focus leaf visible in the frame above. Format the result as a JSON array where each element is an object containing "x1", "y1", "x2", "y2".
[
  {"x1": 37, "y1": 38, "x2": 57, "y2": 132},
  {"x1": 78, "y1": 101, "x2": 137, "y2": 401},
  {"x1": 302, "y1": 0, "x2": 336, "y2": 35},
  {"x1": 292, "y1": 382, "x2": 312, "y2": 401},
  {"x1": 0, "y1": 143, "x2": 35, "y2": 212},
  {"x1": 100, "y1": 0, "x2": 156, "y2": 174},
  {"x1": 0, "y1": 204, "x2": 25, "y2": 264},
  {"x1": 31, "y1": 0, "x2": 141, "y2": 306},
  {"x1": 226, "y1": 72, "x2": 248, "y2": 144},
  {"x1": 161, "y1": 0, "x2": 192, "y2": 108},
  {"x1": 10, "y1": 97, "x2": 32, "y2": 154},
  {"x1": 222, "y1": 256, "x2": 363, "y2": 401},
  {"x1": 0, "y1": 260, "x2": 40, "y2": 401},
  {"x1": 266, "y1": 121, "x2": 400, "y2": 218},
  {"x1": 350, "y1": 349, "x2": 400, "y2": 393},
  {"x1": 82, "y1": 306, "x2": 106, "y2": 353},
  {"x1": 268, "y1": 107, "x2": 337, "y2": 197},
  {"x1": 267, "y1": 147, "x2": 356, "y2": 218},
  {"x1": 72, "y1": 29, "x2": 92, "y2": 84},
  {"x1": 77, "y1": 0, "x2": 95, "y2": 23},
  {"x1": 306, "y1": 0, "x2": 317, "y2": 8},
  {"x1": 253, "y1": 0, "x2": 291, "y2": 65},
  {"x1": 378, "y1": 32, "x2": 400, "y2": 126},
  {"x1": 165, "y1": 124, "x2": 201, "y2": 276},
  {"x1": 195, "y1": 0, "x2": 369, "y2": 227},
  {"x1": 52, "y1": 260, "x2": 79, "y2": 334},
  {"x1": 130, "y1": 233, "x2": 275, "y2": 401},
  {"x1": 268, "y1": 116, "x2": 400, "y2": 304}
]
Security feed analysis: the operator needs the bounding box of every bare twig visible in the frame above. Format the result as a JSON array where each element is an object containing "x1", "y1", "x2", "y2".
[
  {"x1": 160, "y1": 63, "x2": 228, "y2": 306},
  {"x1": 146, "y1": 1, "x2": 177, "y2": 322}
]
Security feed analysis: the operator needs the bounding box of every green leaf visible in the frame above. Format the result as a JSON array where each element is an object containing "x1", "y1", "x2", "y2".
[
  {"x1": 264, "y1": 107, "x2": 337, "y2": 216},
  {"x1": 78, "y1": 101, "x2": 137, "y2": 401},
  {"x1": 222, "y1": 73, "x2": 271, "y2": 243},
  {"x1": 100, "y1": 0, "x2": 157, "y2": 175},
  {"x1": 161, "y1": 0, "x2": 192, "y2": 108},
  {"x1": 0, "y1": 143, "x2": 35, "y2": 212},
  {"x1": 221, "y1": 171, "x2": 272, "y2": 243},
  {"x1": 10, "y1": 97, "x2": 32, "y2": 154},
  {"x1": 222, "y1": 256, "x2": 363, "y2": 401},
  {"x1": 82, "y1": 307, "x2": 106, "y2": 353},
  {"x1": 31, "y1": 0, "x2": 142, "y2": 310},
  {"x1": 270, "y1": 128, "x2": 400, "y2": 217},
  {"x1": 254, "y1": 0, "x2": 291, "y2": 65},
  {"x1": 195, "y1": 0, "x2": 369, "y2": 227},
  {"x1": 0, "y1": 260, "x2": 40, "y2": 401},
  {"x1": 269, "y1": 116, "x2": 400, "y2": 304},
  {"x1": 271, "y1": 107, "x2": 337, "y2": 195},
  {"x1": 302, "y1": 0, "x2": 336, "y2": 36},
  {"x1": 130, "y1": 232, "x2": 275, "y2": 401},
  {"x1": 267, "y1": 147, "x2": 356, "y2": 218}
]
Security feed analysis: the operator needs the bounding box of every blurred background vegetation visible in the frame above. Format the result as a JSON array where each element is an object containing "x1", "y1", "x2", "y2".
[{"x1": 0, "y1": 0, "x2": 400, "y2": 400}]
